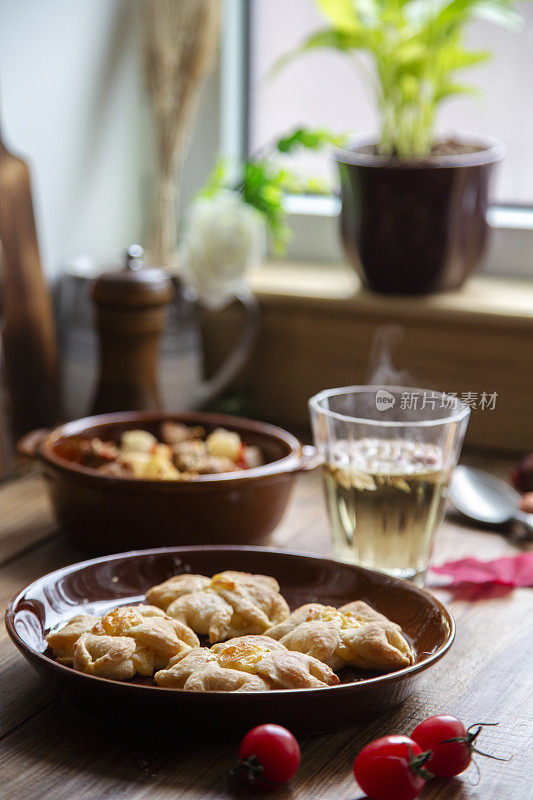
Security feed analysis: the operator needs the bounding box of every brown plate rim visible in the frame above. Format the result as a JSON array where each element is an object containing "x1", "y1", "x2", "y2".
[
  {"x1": 35, "y1": 411, "x2": 304, "y2": 486},
  {"x1": 6, "y1": 546, "x2": 455, "y2": 698}
]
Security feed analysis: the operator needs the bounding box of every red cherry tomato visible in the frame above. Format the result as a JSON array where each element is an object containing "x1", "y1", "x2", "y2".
[
  {"x1": 236, "y1": 724, "x2": 301, "y2": 788},
  {"x1": 353, "y1": 735, "x2": 431, "y2": 800},
  {"x1": 411, "y1": 715, "x2": 473, "y2": 777},
  {"x1": 235, "y1": 444, "x2": 248, "y2": 470}
]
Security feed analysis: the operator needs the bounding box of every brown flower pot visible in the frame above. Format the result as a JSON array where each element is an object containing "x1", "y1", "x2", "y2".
[{"x1": 336, "y1": 137, "x2": 504, "y2": 295}]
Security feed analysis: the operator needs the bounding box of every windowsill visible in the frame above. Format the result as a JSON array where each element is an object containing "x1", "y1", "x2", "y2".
[{"x1": 248, "y1": 260, "x2": 533, "y2": 328}]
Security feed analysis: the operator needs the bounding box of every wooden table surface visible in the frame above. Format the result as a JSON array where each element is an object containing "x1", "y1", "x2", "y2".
[{"x1": 0, "y1": 458, "x2": 532, "y2": 800}]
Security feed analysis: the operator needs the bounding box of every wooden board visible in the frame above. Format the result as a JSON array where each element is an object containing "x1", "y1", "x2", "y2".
[
  {"x1": 0, "y1": 131, "x2": 60, "y2": 435},
  {"x1": 0, "y1": 462, "x2": 532, "y2": 799}
]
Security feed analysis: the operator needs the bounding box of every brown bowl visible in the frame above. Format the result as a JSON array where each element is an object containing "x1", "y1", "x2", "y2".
[
  {"x1": 18, "y1": 411, "x2": 318, "y2": 551},
  {"x1": 5, "y1": 546, "x2": 455, "y2": 735}
]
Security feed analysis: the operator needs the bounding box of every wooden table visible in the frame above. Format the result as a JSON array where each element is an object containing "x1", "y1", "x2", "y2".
[{"x1": 1, "y1": 459, "x2": 532, "y2": 800}]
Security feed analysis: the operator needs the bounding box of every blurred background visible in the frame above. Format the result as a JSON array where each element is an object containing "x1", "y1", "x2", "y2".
[
  {"x1": 2, "y1": 0, "x2": 532, "y2": 273},
  {"x1": 0, "y1": 0, "x2": 531, "y2": 465}
]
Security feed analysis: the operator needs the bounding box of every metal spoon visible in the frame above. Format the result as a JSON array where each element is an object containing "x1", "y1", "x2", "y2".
[{"x1": 448, "y1": 465, "x2": 533, "y2": 539}]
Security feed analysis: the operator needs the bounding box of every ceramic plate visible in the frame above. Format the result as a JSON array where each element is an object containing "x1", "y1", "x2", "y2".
[{"x1": 6, "y1": 546, "x2": 454, "y2": 735}]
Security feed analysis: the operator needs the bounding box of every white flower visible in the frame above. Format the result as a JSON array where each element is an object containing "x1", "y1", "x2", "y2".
[{"x1": 181, "y1": 190, "x2": 266, "y2": 309}]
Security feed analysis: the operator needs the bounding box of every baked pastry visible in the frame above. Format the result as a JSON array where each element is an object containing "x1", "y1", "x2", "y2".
[
  {"x1": 146, "y1": 575, "x2": 211, "y2": 610},
  {"x1": 49, "y1": 604, "x2": 199, "y2": 680},
  {"x1": 73, "y1": 633, "x2": 137, "y2": 680},
  {"x1": 155, "y1": 648, "x2": 271, "y2": 692},
  {"x1": 89, "y1": 605, "x2": 199, "y2": 676},
  {"x1": 154, "y1": 635, "x2": 339, "y2": 691},
  {"x1": 47, "y1": 580, "x2": 412, "y2": 689},
  {"x1": 146, "y1": 571, "x2": 290, "y2": 643},
  {"x1": 46, "y1": 614, "x2": 100, "y2": 665},
  {"x1": 265, "y1": 601, "x2": 413, "y2": 672}
]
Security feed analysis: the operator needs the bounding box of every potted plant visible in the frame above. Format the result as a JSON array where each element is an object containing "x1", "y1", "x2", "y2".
[{"x1": 288, "y1": 0, "x2": 522, "y2": 294}]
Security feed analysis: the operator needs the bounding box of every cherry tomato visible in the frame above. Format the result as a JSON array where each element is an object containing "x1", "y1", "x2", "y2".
[
  {"x1": 235, "y1": 444, "x2": 248, "y2": 470},
  {"x1": 412, "y1": 715, "x2": 473, "y2": 777},
  {"x1": 353, "y1": 735, "x2": 431, "y2": 800},
  {"x1": 236, "y1": 724, "x2": 300, "y2": 788}
]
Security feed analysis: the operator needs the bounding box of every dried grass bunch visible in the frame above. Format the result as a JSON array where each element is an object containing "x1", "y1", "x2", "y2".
[{"x1": 142, "y1": 0, "x2": 221, "y2": 266}]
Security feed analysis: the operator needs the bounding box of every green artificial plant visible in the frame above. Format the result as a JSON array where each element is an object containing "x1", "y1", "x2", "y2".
[
  {"x1": 199, "y1": 127, "x2": 346, "y2": 252},
  {"x1": 285, "y1": 0, "x2": 522, "y2": 158}
]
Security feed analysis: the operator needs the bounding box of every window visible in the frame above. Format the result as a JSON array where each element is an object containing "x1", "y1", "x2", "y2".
[{"x1": 223, "y1": 0, "x2": 533, "y2": 276}]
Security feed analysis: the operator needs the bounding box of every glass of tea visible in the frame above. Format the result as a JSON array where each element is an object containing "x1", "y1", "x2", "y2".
[{"x1": 309, "y1": 386, "x2": 470, "y2": 585}]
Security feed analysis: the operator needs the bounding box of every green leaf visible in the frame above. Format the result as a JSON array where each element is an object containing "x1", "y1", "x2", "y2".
[
  {"x1": 197, "y1": 159, "x2": 228, "y2": 198},
  {"x1": 317, "y1": 0, "x2": 360, "y2": 30},
  {"x1": 297, "y1": 177, "x2": 332, "y2": 194},
  {"x1": 394, "y1": 40, "x2": 427, "y2": 66},
  {"x1": 399, "y1": 74, "x2": 420, "y2": 103},
  {"x1": 474, "y1": 0, "x2": 523, "y2": 29},
  {"x1": 299, "y1": 26, "x2": 374, "y2": 52},
  {"x1": 434, "y1": 81, "x2": 484, "y2": 101},
  {"x1": 430, "y1": 0, "x2": 522, "y2": 38},
  {"x1": 349, "y1": 0, "x2": 381, "y2": 27},
  {"x1": 241, "y1": 161, "x2": 291, "y2": 252},
  {"x1": 437, "y1": 45, "x2": 491, "y2": 71},
  {"x1": 267, "y1": 0, "x2": 523, "y2": 158},
  {"x1": 276, "y1": 127, "x2": 348, "y2": 153},
  {"x1": 268, "y1": 25, "x2": 376, "y2": 81}
]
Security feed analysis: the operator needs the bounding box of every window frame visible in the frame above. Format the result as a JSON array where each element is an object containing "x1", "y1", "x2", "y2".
[{"x1": 222, "y1": 0, "x2": 533, "y2": 279}]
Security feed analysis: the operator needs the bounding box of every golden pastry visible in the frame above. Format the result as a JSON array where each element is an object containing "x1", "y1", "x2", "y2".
[
  {"x1": 155, "y1": 648, "x2": 271, "y2": 692},
  {"x1": 146, "y1": 575, "x2": 211, "y2": 610},
  {"x1": 154, "y1": 635, "x2": 339, "y2": 691},
  {"x1": 265, "y1": 601, "x2": 413, "y2": 672},
  {"x1": 147, "y1": 571, "x2": 290, "y2": 643},
  {"x1": 46, "y1": 614, "x2": 100, "y2": 665},
  {"x1": 90, "y1": 605, "x2": 199, "y2": 676},
  {"x1": 118, "y1": 603, "x2": 167, "y2": 618},
  {"x1": 73, "y1": 633, "x2": 137, "y2": 680}
]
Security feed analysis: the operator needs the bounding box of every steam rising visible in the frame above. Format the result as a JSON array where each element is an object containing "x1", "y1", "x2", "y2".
[{"x1": 366, "y1": 325, "x2": 418, "y2": 387}]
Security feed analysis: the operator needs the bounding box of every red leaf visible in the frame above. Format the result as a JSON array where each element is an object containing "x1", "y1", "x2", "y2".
[{"x1": 431, "y1": 553, "x2": 533, "y2": 588}]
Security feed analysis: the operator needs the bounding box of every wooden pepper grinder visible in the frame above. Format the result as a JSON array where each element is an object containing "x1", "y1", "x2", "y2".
[{"x1": 91, "y1": 245, "x2": 173, "y2": 414}]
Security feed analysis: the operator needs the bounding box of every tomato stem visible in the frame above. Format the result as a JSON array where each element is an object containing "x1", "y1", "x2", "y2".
[
  {"x1": 408, "y1": 746, "x2": 434, "y2": 781},
  {"x1": 441, "y1": 722, "x2": 511, "y2": 763},
  {"x1": 467, "y1": 722, "x2": 499, "y2": 732},
  {"x1": 470, "y1": 747, "x2": 512, "y2": 762},
  {"x1": 228, "y1": 755, "x2": 285, "y2": 789},
  {"x1": 228, "y1": 755, "x2": 264, "y2": 787}
]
